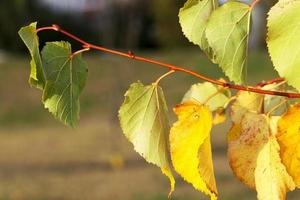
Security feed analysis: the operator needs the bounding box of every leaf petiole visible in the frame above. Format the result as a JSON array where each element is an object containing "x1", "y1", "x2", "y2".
[{"x1": 154, "y1": 70, "x2": 176, "y2": 85}]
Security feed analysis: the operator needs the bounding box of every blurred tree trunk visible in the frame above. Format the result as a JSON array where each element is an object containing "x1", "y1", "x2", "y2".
[
  {"x1": 150, "y1": 0, "x2": 187, "y2": 47},
  {"x1": 0, "y1": 0, "x2": 33, "y2": 51}
]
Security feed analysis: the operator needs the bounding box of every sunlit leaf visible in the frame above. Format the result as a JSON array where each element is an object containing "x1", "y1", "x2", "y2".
[
  {"x1": 18, "y1": 22, "x2": 45, "y2": 89},
  {"x1": 179, "y1": 0, "x2": 218, "y2": 60},
  {"x1": 118, "y1": 82, "x2": 175, "y2": 195},
  {"x1": 228, "y1": 113, "x2": 295, "y2": 200},
  {"x1": 277, "y1": 103, "x2": 300, "y2": 187},
  {"x1": 267, "y1": 0, "x2": 300, "y2": 91},
  {"x1": 182, "y1": 82, "x2": 230, "y2": 111},
  {"x1": 231, "y1": 91, "x2": 264, "y2": 124},
  {"x1": 41, "y1": 41, "x2": 88, "y2": 127},
  {"x1": 170, "y1": 101, "x2": 217, "y2": 200},
  {"x1": 205, "y1": 2, "x2": 251, "y2": 84}
]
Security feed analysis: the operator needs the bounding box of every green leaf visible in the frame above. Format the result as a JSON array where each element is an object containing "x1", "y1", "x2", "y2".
[
  {"x1": 267, "y1": 0, "x2": 300, "y2": 91},
  {"x1": 205, "y1": 2, "x2": 251, "y2": 84},
  {"x1": 18, "y1": 22, "x2": 45, "y2": 89},
  {"x1": 118, "y1": 82, "x2": 175, "y2": 195},
  {"x1": 179, "y1": 0, "x2": 218, "y2": 60},
  {"x1": 41, "y1": 41, "x2": 88, "y2": 127},
  {"x1": 182, "y1": 82, "x2": 230, "y2": 111}
]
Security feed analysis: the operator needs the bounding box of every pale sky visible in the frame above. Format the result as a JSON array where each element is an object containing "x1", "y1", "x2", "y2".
[
  {"x1": 39, "y1": 0, "x2": 131, "y2": 11},
  {"x1": 40, "y1": 0, "x2": 253, "y2": 12},
  {"x1": 40, "y1": 0, "x2": 87, "y2": 11}
]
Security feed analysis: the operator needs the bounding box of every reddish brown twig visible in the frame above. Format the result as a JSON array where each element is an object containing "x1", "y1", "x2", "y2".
[
  {"x1": 256, "y1": 77, "x2": 285, "y2": 87},
  {"x1": 36, "y1": 25, "x2": 300, "y2": 98}
]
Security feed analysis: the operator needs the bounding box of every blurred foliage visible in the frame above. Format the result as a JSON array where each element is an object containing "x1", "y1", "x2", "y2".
[
  {"x1": 1, "y1": 0, "x2": 190, "y2": 52},
  {"x1": 0, "y1": 0, "x2": 97, "y2": 52},
  {"x1": 0, "y1": 0, "x2": 33, "y2": 51},
  {"x1": 0, "y1": 0, "x2": 279, "y2": 52}
]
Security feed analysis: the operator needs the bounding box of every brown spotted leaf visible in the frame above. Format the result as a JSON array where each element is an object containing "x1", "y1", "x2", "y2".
[{"x1": 228, "y1": 113, "x2": 295, "y2": 200}]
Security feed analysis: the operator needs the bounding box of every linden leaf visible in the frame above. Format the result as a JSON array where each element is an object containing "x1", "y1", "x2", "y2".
[
  {"x1": 182, "y1": 82, "x2": 230, "y2": 112},
  {"x1": 41, "y1": 41, "x2": 88, "y2": 127},
  {"x1": 18, "y1": 22, "x2": 45, "y2": 89},
  {"x1": 170, "y1": 101, "x2": 217, "y2": 200},
  {"x1": 231, "y1": 91, "x2": 264, "y2": 124},
  {"x1": 267, "y1": 0, "x2": 300, "y2": 91},
  {"x1": 118, "y1": 82, "x2": 175, "y2": 195},
  {"x1": 205, "y1": 1, "x2": 251, "y2": 84},
  {"x1": 228, "y1": 113, "x2": 295, "y2": 200},
  {"x1": 277, "y1": 103, "x2": 300, "y2": 187},
  {"x1": 179, "y1": 0, "x2": 218, "y2": 60}
]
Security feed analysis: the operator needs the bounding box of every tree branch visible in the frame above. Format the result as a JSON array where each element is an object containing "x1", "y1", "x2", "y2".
[{"x1": 36, "y1": 25, "x2": 300, "y2": 98}]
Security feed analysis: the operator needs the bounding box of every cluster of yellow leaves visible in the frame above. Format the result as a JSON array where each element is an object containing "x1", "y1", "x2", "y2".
[
  {"x1": 169, "y1": 91, "x2": 300, "y2": 200},
  {"x1": 228, "y1": 91, "x2": 300, "y2": 200},
  {"x1": 119, "y1": 81, "x2": 300, "y2": 200}
]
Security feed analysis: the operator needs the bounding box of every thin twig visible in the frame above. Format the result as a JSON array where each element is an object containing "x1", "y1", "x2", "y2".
[
  {"x1": 154, "y1": 70, "x2": 176, "y2": 85},
  {"x1": 36, "y1": 25, "x2": 300, "y2": 98},
  {"x1": 256, "y1": 77, "x2": 285, "y2": 87}
]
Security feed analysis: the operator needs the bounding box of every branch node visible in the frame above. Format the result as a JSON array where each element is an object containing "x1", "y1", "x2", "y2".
[
  {"x1": 169, "y1": 67, "x2": 176, "y2": 71},
  {"x1": 52, "y1": 24, "x2": 61, "y2": 31},
  {"x1": 128, "y1": 51, "x2": 135, "y2": 59},
  {"x1": 83, "y1": 44, "x2": 91, "y2": 49}
]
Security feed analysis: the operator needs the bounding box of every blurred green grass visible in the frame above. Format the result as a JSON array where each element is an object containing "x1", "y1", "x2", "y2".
[{"x1": 0, "y1": 48, "x2": 299, "y2": 200}]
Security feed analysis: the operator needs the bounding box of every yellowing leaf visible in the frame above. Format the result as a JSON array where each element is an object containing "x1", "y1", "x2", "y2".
[
  {"x1": 231, "y1": 91, "x2": 264, "y2": 124},
  {"x1": 227, "y1": 124, "x2": 241, "y2": 143},
  {"x1": 183, "y1": 82, "x2": 230, "y2": 112},
  {"x1": 277, "y1": 103, "x2": 300, "y2": 187},
  {"x1": 255, "y1": 136, "x2": 295, "y2": 200},
  {"x1": 118, "y1": 82, "x2": 175, "y2": 195},
  {"x1": 170, "y1": 101, "x2": 217, "y2": 200},
  {"x1": 213, "y1": 108, "x2": 226, "y2": 125},
  {"x1": 228, "y1": 113, "x2": 295, "y2": 200}
]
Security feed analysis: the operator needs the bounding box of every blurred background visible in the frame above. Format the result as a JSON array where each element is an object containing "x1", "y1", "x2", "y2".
[{"x1": 1, "y1": 0, "x2": 300, "y2": 199}]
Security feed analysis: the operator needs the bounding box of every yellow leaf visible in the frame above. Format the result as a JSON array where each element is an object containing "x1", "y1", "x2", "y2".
[
  {"x1": 277, "y1": 103, "x2": 300, "y2": 187},
  {"x1": 231, "y1": 91, "x2": 264, "y2": 124},
  {"x1": 228, "y1": 113, "x2": 295, "y2": 200},
  {"x1": 227, "y1": 124, "x2": 241, "y2": 143},
  {"x1": 170, "y1": 101, "x2": 217, "y2": 200},
  {"x1": 213, "y1": 108, "x2": 226, "y2": 125}
]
